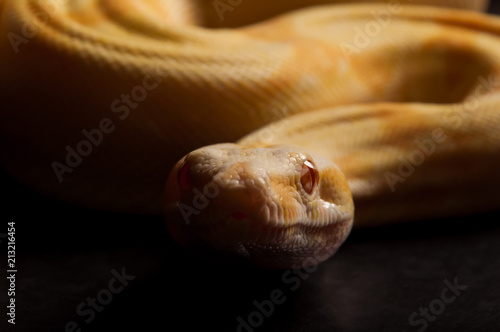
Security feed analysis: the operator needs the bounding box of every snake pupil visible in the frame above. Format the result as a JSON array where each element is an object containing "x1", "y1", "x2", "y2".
[
  {"x1": 178, "y1": 161, "x2": 191, "y2": 192},
  {"x1": 300, "y1": 160, "x2": 319, "y2": 194}
]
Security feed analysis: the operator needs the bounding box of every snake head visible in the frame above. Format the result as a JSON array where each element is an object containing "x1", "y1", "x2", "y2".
[{"x1": 165, "y1": 144, "x2": 354, "y2": 269}]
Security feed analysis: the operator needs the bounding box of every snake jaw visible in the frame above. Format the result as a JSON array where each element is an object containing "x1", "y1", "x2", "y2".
[{"x1": 164, "y1": 144, "x2": 354, "y2": 268}]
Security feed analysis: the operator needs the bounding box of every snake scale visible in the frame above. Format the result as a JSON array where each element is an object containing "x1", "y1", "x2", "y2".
[{"x1": 1, "y1": 0, "x2": 500, "y2": 267}]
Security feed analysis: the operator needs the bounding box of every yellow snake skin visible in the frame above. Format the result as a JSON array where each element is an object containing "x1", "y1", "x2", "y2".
[{"x1": 1, "y1": 1, "x2": 500, "y2": 266}]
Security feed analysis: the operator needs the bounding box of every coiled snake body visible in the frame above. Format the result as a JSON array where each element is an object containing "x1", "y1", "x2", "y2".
[{"x1": 1, "y1": 0, "x2": 500, "y2": 267}]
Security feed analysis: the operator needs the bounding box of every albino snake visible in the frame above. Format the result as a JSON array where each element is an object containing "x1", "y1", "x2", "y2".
[{"x1": 1, "y1": 0, "x2": 500, "y2": 268}]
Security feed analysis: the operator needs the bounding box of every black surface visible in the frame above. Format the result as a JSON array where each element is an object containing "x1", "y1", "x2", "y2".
[{"x1": 3, "y1": 3, "x2": 500, "y2": 332}]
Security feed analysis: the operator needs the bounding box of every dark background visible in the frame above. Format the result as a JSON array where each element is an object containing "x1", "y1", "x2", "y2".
[{"x1": 2, "y1": 2, "x2": 500, "y2": 332}]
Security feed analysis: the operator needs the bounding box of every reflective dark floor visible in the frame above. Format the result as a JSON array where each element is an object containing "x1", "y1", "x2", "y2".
[{"x1": 3, "y1": 2, "x2": 500, "y2": 332}]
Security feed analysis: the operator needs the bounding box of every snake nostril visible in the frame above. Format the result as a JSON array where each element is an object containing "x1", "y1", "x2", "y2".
[
  {"x1": 177, "y1": 159, "x2": 213, "y2": 196},
  {"x1": 177, "y1": 160, "x2": 191, "y2": 192}
]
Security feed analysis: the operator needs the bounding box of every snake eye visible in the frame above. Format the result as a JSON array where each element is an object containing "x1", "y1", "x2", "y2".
[
  {"x1": 178, "y1": 160, "x2": 191, "y2": 192},
  {"x1": 300, "y1": 160, "x2": 319, "y2": 194}
]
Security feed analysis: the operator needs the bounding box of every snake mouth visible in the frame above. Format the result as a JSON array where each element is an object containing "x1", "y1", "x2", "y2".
[
  {"x1": 190, "y1": 215, "x2": 353, "y2": 269},
  {"x1": 166, "y1": 204, "x2": 354, "y2": 268}
]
